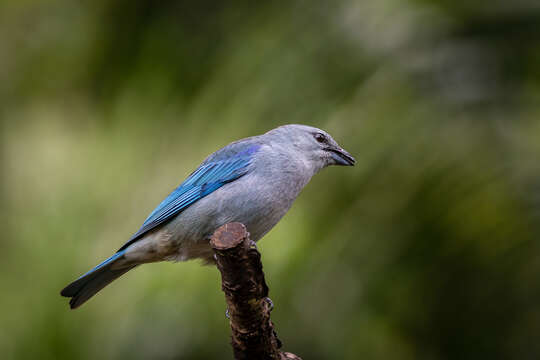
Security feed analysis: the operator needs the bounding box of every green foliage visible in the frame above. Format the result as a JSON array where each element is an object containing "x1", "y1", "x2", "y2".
[{"x1": 1, "y1": 1, "x2": 539, "y2": 359}]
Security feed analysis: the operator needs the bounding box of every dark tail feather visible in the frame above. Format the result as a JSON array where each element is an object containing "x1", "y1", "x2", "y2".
[{"x1": 60, "y1": 250, "x2": 137, "y2": 309}]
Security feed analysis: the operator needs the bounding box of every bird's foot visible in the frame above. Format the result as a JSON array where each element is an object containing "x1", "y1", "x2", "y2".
[
  {"x1": 225, "y1": 307, "x2": 230, "y2": 319},
  {"x1": 248, "y1": 240, "x2": 258, "y2": 250},
  {"x1": 264, "y1": 297, "x2": 274, "y2": 312}
]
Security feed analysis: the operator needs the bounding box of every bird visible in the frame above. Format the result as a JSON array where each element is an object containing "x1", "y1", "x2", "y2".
[{"x1": 61, "y1": 124, "x2": 355, "y2": 309}]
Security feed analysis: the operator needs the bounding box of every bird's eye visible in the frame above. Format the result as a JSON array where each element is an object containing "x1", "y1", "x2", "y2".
[{"x1": 314, "y1": 133, "x2": 326, "y2": 143}]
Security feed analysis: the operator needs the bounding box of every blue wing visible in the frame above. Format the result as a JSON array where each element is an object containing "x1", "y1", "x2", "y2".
[{"x1": 118, "y1": 142, "x2": 261, "y2": 251}]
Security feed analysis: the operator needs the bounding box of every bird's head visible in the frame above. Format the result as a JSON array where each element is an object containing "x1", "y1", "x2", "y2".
[{"x1": 267, "y1": 124, "x2": 356, "y2": 171}]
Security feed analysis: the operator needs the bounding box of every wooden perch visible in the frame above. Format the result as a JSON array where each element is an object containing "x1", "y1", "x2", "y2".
[{"x1": 211, "y1": 222, "x2": 302, "y2": 360}]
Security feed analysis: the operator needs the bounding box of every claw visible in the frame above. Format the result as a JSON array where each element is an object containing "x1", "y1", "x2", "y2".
[
  {"x1": 265, "y1": 297, "x2": 274, "y2": 312},
  {"x1": 249, "y1": 240, "x2": 258, "y2": 250}
]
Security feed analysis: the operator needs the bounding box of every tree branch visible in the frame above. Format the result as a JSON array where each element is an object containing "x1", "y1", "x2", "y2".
[{"x1": 211, "y1": 222, "x2": 302, "y2": 360}]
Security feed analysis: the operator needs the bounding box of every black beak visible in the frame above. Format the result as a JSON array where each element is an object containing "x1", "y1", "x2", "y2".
[{"x1": 327, "y1": 147, "x2": 356, "y2": 166}]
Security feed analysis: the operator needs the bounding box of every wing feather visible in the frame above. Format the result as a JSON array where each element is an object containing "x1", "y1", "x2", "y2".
[{"x1": 117, "y1": 143, "x2": 260, "y2": 251}]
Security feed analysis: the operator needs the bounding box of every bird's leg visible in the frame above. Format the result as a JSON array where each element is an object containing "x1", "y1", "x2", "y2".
[
  {"x1": 248, "y1": 239, "x2": 258, "y2": 250},
  {"x1": 225, "y1": 307, "x2": 230, "y2": 319}
]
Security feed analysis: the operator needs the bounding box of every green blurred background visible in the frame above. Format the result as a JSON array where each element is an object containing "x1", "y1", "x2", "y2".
[{"x1": 1, "y1": 1, "x2": 540, "y2": 359}]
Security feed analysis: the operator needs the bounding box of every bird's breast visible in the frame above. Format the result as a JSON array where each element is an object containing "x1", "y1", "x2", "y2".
[
  {"x1": 149, "y1": 161, "x2": 311, "y2": 262},
  {"x1": 219, "y1": 169, "x2": 307, "y2": 240}
]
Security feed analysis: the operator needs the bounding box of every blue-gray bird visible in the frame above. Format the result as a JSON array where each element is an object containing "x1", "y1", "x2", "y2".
[{"x1": 61, "y1": 124, "x2": 355, "y2": 309}]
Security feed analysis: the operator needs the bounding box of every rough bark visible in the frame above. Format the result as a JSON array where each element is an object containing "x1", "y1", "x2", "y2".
[{"x1": 211, "y1": 222, "x2": 302, "y2": 360}]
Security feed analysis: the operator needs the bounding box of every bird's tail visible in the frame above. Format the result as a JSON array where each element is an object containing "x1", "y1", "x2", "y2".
[{"x1": 60, "y1": 250, "x2": 137, "y2": 309}]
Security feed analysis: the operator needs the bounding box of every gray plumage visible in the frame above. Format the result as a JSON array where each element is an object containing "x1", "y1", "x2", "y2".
[{"x1": 61, "y1": 124, "x2": 355, "y2": 308}]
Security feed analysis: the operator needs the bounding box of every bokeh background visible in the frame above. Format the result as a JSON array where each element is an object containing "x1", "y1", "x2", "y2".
[{"x1": 2, "y1": 1, "x2": 540, "y2": 359}]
